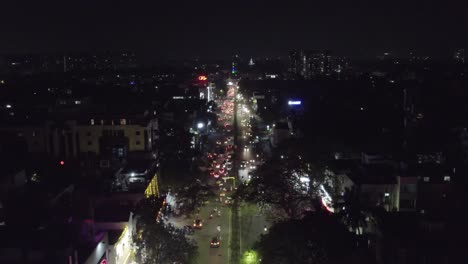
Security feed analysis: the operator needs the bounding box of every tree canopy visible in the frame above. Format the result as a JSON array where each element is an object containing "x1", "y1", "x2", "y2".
[
  {"x1": 237, "y1": 157, "x2": 313, "y2": 220},
  {"x1": 133, "y1": 198, "x2": 197, "y2": 264},
  {"x1": 255, "y1": 213, "x2": 355, "y2": 264},
  {"x1": 175, "y1": 181, "x2": 215, "y2": 216}
]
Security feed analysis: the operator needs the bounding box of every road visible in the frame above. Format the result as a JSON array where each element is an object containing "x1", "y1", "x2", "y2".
[
  {"x1": 167, "y1": 79, "x2": 269, "y2": 263},
  {"x1": 187, "y1": 80, "x2": 237, "y2": 264},
  {"x1": 234, "y1": 83, "x2": 270, "y2": 259},
  {"x1": 191, "y1": 200, "x2": 231, "y2": 264}
]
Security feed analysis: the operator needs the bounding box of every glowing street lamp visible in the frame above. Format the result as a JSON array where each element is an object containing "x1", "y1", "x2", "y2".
[
  {"x1": 242, "y1": 250, "x2": 259, "y2": 264},
  {"x1": 197, "y1": 122, "x2": 204, "y2": 129}
]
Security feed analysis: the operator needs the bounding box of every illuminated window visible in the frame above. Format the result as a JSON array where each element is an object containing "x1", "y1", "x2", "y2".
[
  {"x1": 90, "y1": 119, "x2": 95, "y2": 125},
  {"x1": 32, "y1": 131, "x2": 36, "y2": 137},
  {"x1": 443, "y1": 176, "x2": 450, "y2": 182},
  {"x1": 423, "y1": 177, "x2": 430, "y2": 182},
  {"x1": 120, "y1": 119, "x2": 126, "y2": 125}
]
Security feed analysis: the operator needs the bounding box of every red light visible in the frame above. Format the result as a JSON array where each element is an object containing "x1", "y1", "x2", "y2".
[
  {"x1": 60, "y1": 160, "x2": 65, "y2": 165},
  {"x1": 198, "y1": 75, "x2": 207, "y2": 81},
  {"x1": 321, "y1": 198, "x2": 334, "y2": 213}
]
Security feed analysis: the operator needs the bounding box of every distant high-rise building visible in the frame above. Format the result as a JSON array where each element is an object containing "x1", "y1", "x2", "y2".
[
  {"x1": 454, "y1": 49, "x2": 465, "y2": 63},
  {"x1": 289, "y1": 50, "x2": 334, "y2": 79},
  {"x1": 289, "y1": 50, "x2": 311, "y2": 79}
]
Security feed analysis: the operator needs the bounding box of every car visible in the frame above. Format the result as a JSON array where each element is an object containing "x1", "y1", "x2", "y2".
[
  {"x1": 240, "y1": 161, "x2": 247, "y2": 168},
  {"x1": 210, "y1": 237, "x2": 220, "y2": 248},
  {"x1": 224, "y1": 197, "x2": 233, "y2": 205},
  {"x1": 193, "y1": 219, "x2": 203, "y2": 229}
]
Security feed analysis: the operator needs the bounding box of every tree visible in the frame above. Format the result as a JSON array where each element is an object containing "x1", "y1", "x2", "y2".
[
  {"x1": 133, "y1": 197, "x2": 198, "y2": 264},
  {"x1": 237, "y1": 157, "x2": 313, "y2": 220},
  {"x1": 335, "y1": 186, "x2": 367, "y2": 236},
  {"x1": 175, "y1": 181, "x2": 215, "y2": 216},
  {"x1": 255, "y1": 213, "x2": 354, "y2": 264},
  {"x1": 133, "y1": 217, "x2": 197, "y2": 264}
]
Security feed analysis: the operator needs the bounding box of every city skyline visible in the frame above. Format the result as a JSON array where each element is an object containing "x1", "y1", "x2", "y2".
[
  {"x1": 0, "y1": 1, "x2": 466, "y2": 264},
  {"x1": 1, "y1": 1, "x2": 467, "y2": 59}
]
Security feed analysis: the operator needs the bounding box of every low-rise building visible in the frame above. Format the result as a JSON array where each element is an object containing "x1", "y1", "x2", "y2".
[{"x1": 0, "y1": 106, "x2": 159, "y2": 161}]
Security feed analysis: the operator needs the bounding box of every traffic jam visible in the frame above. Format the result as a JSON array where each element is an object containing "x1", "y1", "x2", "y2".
[
  {"x1": 206, "y1": 82, "x2": 236, "y2": 202},
  {"x1": 188, "y1": 81, "x2": 238, "y2": 250}
]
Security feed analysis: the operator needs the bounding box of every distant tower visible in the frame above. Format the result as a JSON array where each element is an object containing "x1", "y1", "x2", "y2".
[
  {"x1": 231, "y1": 54, "x2": 239, "y2": 75},
  {"x1": 248, "y1": 57, "x2": 255, "y2": 66}
]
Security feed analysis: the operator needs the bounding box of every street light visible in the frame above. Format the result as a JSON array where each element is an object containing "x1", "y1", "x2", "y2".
[
  {"x1": 242, "y1": 250, "x2": 259, "y2": 264},
  {"x1": 197, "y1": 122, "x2": 204, "y2": 129}
]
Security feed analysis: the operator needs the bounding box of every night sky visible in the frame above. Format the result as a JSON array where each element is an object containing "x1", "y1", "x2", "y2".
[{"x1": 1, "y1": 0, "x2": 467, "y2": 59}]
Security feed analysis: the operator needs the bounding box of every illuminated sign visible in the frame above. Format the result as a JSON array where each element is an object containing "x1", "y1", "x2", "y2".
[
  {"x1": 198, "y1": 75, "x2": 208, "y2": 81},
  {"x1": 288, "y1": 100, "x2": 302, "y2": 106}
]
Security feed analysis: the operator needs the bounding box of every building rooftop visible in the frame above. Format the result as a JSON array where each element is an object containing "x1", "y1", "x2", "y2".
[
  {"x1": 121, "y1": 159, "x2": 154, "y2": 175},
  {"x1": 94, "y1": 203, "x2": 132, "y2": 223},
  {"x1": 0, "y1": 225, "x2": 74, "y2": 249},
  {"x1": 406, "y1": 164, "x2": 453, "y2": 184},
  {"x1": 351, "y1": 164, "x2": 397, "y2": 185}
]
